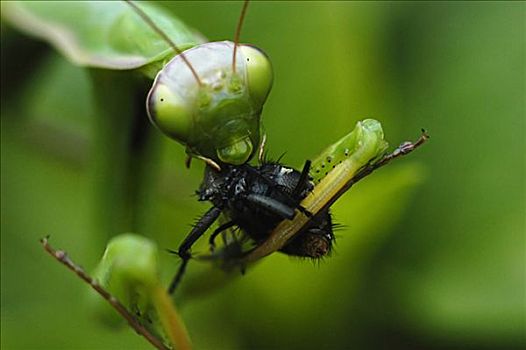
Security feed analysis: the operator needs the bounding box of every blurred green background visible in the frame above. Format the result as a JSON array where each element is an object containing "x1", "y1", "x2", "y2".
[{"x1": 1, "y1": 1, "x2": 524, "y2": 349}]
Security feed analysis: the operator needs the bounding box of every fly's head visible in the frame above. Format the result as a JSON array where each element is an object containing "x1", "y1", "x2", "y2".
[{"x1": 280, "y1": 211, "x2": 335, "y2": 259}]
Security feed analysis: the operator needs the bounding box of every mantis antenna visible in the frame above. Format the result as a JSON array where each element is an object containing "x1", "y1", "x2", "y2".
[
  {"x1": 232, "y1": 0, "x2": 250, "y2": 73},
  {"x1": 124, "y1": 0, "x2": 202, "y2": 86}
]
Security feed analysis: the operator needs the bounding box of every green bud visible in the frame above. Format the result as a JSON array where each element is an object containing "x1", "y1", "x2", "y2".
[{"x1": 90, "y1": 234, "x2": 159, "y2": 326}]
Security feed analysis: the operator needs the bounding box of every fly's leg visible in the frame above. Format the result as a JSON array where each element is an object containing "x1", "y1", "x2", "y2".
[
  {"x1": 291, "y1": 160, "x2": 313, "y2": 217},
  {"x1": 246, "y1": 194, "x2": 296, "y2": 220},
  {"x1": 291, "y1": 160, "x2": 311, "y2": 197},
  {"x1": 209, "y1": 221, "x2": 236, "y2": 251},
  {"x1": 168, "y1": 206, "x2": 222, "y2": 294}
]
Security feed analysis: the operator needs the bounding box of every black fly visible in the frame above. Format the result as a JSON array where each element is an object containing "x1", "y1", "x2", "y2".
[{"x1": 168, "y1": 160, "x2": 334, "y2": 293}]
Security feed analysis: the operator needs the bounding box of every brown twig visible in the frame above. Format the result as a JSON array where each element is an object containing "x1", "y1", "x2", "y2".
[
  {"x1": 324, "y1": 129, "x2": 430, "y2": 211},
  {"x1": 40, "y1": 236, "x2": 170, "y2": 350}
]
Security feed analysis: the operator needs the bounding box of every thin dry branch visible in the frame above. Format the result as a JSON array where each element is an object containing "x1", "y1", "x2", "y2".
[{"x1": 40, "y1": 236, "x2": 170, "y2": 350}]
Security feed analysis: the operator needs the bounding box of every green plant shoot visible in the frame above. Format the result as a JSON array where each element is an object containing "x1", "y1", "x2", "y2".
[
  {"x1": 91, "y1": 234, "x2": 191, "y2": 350},
  {"x1": 90, "y1": 234, "x2": 160, "y2": 326},
  {"x1": 43, "y1": 234, "x2": 191, "y2": 350}
]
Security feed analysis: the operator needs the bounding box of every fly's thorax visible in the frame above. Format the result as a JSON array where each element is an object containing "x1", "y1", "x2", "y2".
[
  {"x1": 199, "y1": 164, "x2": 252, "y2": 209},
  {"x1": 147, "y1": 41, "x2": 273, "y2": 165},
  {"x1": 259, "y1": 163, "x2": 314, "y2": 199}
]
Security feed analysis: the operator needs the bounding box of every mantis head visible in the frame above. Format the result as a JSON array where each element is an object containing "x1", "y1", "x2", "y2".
[{"x1": 147, "y1": 41, "x2": 273, "y2": 165}]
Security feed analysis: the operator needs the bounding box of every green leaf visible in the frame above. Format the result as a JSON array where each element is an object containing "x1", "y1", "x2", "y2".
[{"x1": 1, "y1": 1, "x2": 204, "y2": 70}]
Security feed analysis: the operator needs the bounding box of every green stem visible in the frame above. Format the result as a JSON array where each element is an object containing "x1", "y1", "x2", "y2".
[
  {"x1": 152, "y1": 284, "x2": 192, "y2": 350},
  {"x1": 88, "y1": 69, "x2": 160, "y2": 248}
]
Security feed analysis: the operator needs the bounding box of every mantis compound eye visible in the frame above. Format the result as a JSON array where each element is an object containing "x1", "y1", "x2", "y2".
[
  {"x1": 147, "y1": 83, "x2": 193, "y2": 144},
  {"x1": 239, "y1": 45, "x2": 273, "y2": 108}
]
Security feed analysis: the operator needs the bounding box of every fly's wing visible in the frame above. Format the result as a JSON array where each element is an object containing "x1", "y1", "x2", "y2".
[
  {"x1": 199, "y1": 213, "x2": 254, "y2": 263},
  {"x1": 1, "y1": 1, "x2": 205, "y2": 73}
]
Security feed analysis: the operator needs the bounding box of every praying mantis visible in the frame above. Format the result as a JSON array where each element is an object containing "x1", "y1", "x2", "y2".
[
  {"x1": 2, "y1": 0, "x2": 270, "y2": 168},
  {"x1": 2, "y1": 1, "x2": 428, "y2": 349}
]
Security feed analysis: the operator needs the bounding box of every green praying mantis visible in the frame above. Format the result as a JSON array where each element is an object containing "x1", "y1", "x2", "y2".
[
  {"x1": 2, "y1": 1, "x2": 428, "y2": 349},
  {"x1": 2, "y1": 0, "x2": 271, "y2": 168}
]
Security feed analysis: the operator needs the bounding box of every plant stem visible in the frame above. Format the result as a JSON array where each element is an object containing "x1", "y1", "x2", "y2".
[
  {"x1": 152, "y1": 285, "x2": 192, "y2": 350},
  {"x1": 88, "y1": 69, "x2": 160, "y2": 248}
]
